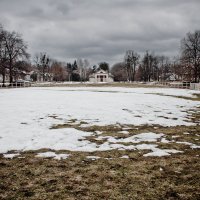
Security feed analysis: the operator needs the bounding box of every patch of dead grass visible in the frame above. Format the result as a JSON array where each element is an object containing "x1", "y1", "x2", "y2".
[
  {"x1": 32, "y1": 82, "x2": 165, "y2": 89},
  {"x1": 0, "y1": 148, "x2": 199, "y2": 200}
]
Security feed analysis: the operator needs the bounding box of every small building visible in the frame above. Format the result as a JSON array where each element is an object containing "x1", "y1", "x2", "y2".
[
  {"x1": 30, "y1": 70, "x2": 53, "y2": 82},
  {"x1": 89, "y1": 69, "x2": 114, "y2": 83},
  {"x1": 14, "y1": 71, "x2": 32, "y2": 81}
]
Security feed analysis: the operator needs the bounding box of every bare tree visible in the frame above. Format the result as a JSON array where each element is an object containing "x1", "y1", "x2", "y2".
[
  {"x1": 66, "y1": 62, "x2": 73, "y2": 81},
  {"x1": 50, "y1": 61, "x2": 67, "y2": 82},
  {"x1": 151, "y1": 56, "x2": 159, "y2": 81},
  {"x1": 66, "y1": 60, "x2": 79, "y2": 82},
  {"x1": 170, "y1": 56, "x2": 184, "y2": 81},
  {"x1": 181, "y1": 30, "x2": 200, "y2": 82},
  {"x1": 77, "y1": 58, "x2": 90, "y2": 82},
  {"x1": 157, "y1": 55, "x2": 170, "y2": 81},
  {"x1": 34, "y1": 53, "x2": 50, "y2": 81},
  {"x1": 139, "y1": 52, "x2": 165, "y2": 82},
  {"x1": 158, "y1": 56, "x2": 171, "y2": 81},
  {"x1": 141, "y1": 51, "x2": 152, "y2": 82},
  {"x1": 77, "y1": 58, "x2": 84, "y2": 82},
  {"x1": 124, "y1": 50, "x2": 139, "y2": 82},
  {"x1": 3, "y1": 31, "x2": 29, "y2": 83},
  {"x1": 83, "y1": 59, "x2": 90, "y2": 81},
  {"x1": 0, "y1": 25, "x2": 8, "y2": 86}
]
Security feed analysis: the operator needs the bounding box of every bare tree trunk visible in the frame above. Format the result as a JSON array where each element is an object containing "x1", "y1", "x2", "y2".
[
  {"x1": 194, "y1": 62, "x2": 198, "y2": 82},
  {"x1": 9, "y1": 59, "x2": 13, "y2": 84},
  {"x1": 133, "y1": 63, "x2": 136, "y2": 82},
  {"x1": 2, "y1": 68, "x2": 6, "y2": 86}
]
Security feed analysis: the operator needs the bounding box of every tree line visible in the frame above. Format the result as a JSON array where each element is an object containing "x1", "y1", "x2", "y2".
[
  {"x1": 1, "y1": 23, "x2": 200, "y2": 84},
  {"x1": 112, "y1": 30, "x2": 200, "y2": 83},
  {"x1": 0, "y1": 24, "x2": 111, "y2": 84},
  {"x1": 32, "y1": 53, "x2": 110, "y2": 82}
]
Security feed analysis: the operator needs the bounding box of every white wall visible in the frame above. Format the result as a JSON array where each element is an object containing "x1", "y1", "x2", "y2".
[{"x1": 89, "y1": 72, "x2": 114, "y2": 83}]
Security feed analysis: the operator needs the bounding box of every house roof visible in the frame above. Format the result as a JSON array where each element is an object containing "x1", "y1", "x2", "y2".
[{"x1": 96, "y1": 69, "x2": 107, "y2": 74}]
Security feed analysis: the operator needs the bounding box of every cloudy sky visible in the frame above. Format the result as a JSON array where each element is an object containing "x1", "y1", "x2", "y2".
[{"x1": 0, "y1": 0, "x2": 199, "y2": 66}]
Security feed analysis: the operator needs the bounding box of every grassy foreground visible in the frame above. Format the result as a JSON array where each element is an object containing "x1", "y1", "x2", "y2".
[
  {"x1": 1, "y1": 127, "x2": 200, "y2": 199},
  {"x1": 0, "y1": 148, "x2": 199, "y2": 200},
  {"x1": 0, "y1": 93, "x2": 200, "y2": 200}
]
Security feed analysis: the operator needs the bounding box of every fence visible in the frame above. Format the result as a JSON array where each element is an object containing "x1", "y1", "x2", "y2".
[
  {"x1": 1, "y1": 81, "x2": 200, "y2": 90},
  {"x1": 158, "y1": 82, "x2": 200, "y2": 90},
  {"x1": 0, "y1": 82, "x2": 31, "y2": 88}
]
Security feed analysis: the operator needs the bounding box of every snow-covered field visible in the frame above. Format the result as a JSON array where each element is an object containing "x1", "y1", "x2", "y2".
[{"x1": 0, "y1": 87, "x2": 199, "y2": 156}]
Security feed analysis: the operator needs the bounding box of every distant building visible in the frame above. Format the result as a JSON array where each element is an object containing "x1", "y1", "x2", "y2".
[
  {"x1": 89, "y1": 69, "x2": 114, "y2": 83},
  {"x1": 0, "y1": 74, "x2": 9, "y2": 83},
  {"x1": 0, "y1": 70, "x2": 31, "y2": 83},
  {"x1": 30, "y1": 70, "x2": 53, "y2": 82},
  {"x1": 14, "y1": 71, "x2": 31, "y2": 81},
  {"x1": 167, "y1": 73, "x2": 177, "y2": 81}
]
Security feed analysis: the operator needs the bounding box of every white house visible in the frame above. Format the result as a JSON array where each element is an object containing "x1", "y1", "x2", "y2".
[
  {"x1": 30, "y1": 70, "x2": 53, "y2": 82},
  {"x1": 89, "y1": 69, "x2": 114, "y2": 83}
]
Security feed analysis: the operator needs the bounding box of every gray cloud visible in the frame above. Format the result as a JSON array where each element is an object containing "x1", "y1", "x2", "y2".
[{"x1": 0, "y1": 0, "x2": 199, "y2": 66}]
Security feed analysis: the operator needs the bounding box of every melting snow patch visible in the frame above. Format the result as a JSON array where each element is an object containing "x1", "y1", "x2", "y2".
[
  {"x1": 133, "y1": 132, "x2": 164, "y2": 142},
  {"x1": 120, "y1": 155, "x2": 129, "y2": 159},
  {"x1": 190, "y1": 144, "x2": 200, "y2": 149},
  {"x1": 122, "y1": 127, "x2": 133, "y2": 130},
  {"x1": 136, "y1": 144, "x2": 158, "y2": 150},
  {"x1": 135, "y1": 143, "x2": 183, "y2": 157},
  {"x1": 144, "y1": 151, "x2": 170, "y2": 157},
  {"x1": 3, "y1": 153, "x2": 20, "y2": 159},
  {"x1": 97, "y1": 132, "x2": 164, "y2": 144},
  {"x1": 143, "y1": 149, "x2": 183, "y2": 157},
  {"x1": 95, "y1": 131, "x2": 102, "y2": 135},
  {"x1": 118, "y1": 130, "x2": 129, "y2": 134},
  {"x1": 86, "y1": 156, "x2": 100, "y2": 160},
  {"x1": 172, "y1": 136, "x2": 180, "y2": 138},
  {"x1": 176, "y1": 141, "x2": 193, "y2": 145},
  {"x1": 161, "y1": 138, "x2": 170, "y2": 143},
  {"x1": 36, "y1": 152, "x2": 70, "y2": 160},
  {"x1": 176, "y1": 141, "x2": 200, "y2": 148}
]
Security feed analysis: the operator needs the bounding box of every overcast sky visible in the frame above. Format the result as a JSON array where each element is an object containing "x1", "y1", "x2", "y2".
[{"x1": 0, "y1": 0, "x2": 199, "y2": 66}]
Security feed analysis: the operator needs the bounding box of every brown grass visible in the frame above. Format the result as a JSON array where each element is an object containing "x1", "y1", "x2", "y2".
[
  {"x1": 1, "y1": 120, "x2": 200, "y2": 199},
  {"x1": 0, "y1": 89, "x2": 200, "y2": 199},
  {"x1": 0, "y1": 148, "x2": 199, "y2": 200},
  {"x1": 32, "y1": 82, "x2": 166, "y2": 89}
]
